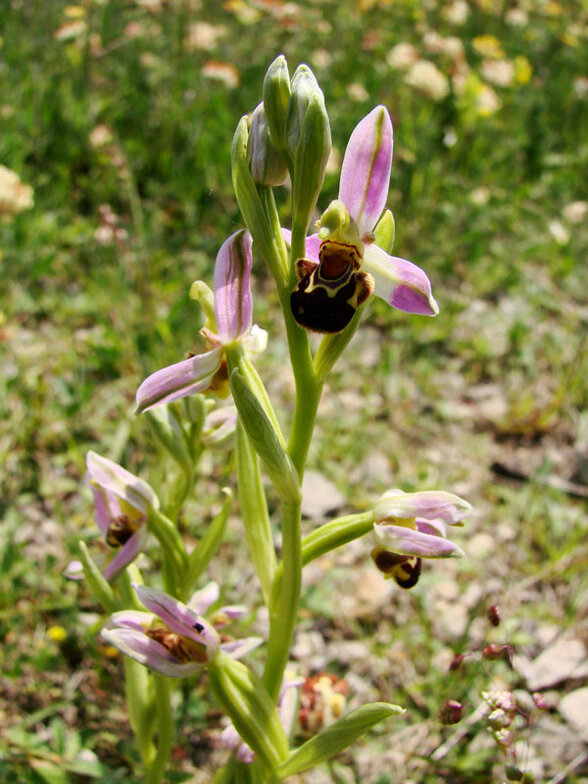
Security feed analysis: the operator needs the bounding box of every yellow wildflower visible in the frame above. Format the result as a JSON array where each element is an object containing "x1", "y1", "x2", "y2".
[
  {"x1": 47, "y1": 625, "x2": 67, "y2": 643},
  {"x1": 472, "y1": 34, "x2": 504, "y2": 59},
  {"x1": 514, "y1": 56, "x2": 532, "y2": 84},
  {"x1": 64, "y1": 5, "x2": 87, "y2": 18}
]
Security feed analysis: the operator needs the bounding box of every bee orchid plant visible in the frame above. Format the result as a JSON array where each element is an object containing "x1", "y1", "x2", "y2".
[{"x1": 76, "y1": 56, "x2": 471, "y2": 784}]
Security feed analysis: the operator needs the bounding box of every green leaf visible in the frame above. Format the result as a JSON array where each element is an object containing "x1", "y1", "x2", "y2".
[
  {"x1": 229, "y1": 369, "x2": 301, "y2": 503},
  {"x1": 208, "y1": 654, "x2": 288, "y2": 773},
  {"x1": 277, "y1": 702, "x2": 405, "y2": 779},
  {"x1": 235, "y1": 421, "x2": 276, "y2": 606},
  {"x1": 181, "y1": 488, "x2": 233, "y2": 600},
  {"x1": 145, "y1": 405, "x2": 193, "y2": 476},
  {"x1": 78, "y1": 542, "x2": 120, "y2": 614},
  {"x1": 29, "y1": 761, "x2": 69, "y2": 784}
]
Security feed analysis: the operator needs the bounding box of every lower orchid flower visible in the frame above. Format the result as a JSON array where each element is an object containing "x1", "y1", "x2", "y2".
[
  {"x1": 80, "y1": 451, "x2": 158, "y2": 582},
  {"x1": 135, "y1": 230, "x2": 267, "y2": 413},
  {"x1": 101, "y1": 584, "x2": 262, "y2": 678},
  {"x1": 371, "y1": 489, "x2": 471, "y2": 588},
  {"x1": 288, "y1": 105, "x2": 438, "y2": 333}
]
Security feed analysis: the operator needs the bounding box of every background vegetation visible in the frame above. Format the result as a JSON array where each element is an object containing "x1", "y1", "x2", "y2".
[{"x1": 1, "y1": 0, "x2": 587, "y2": 781}]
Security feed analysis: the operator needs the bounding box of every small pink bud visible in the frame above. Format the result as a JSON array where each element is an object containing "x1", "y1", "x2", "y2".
[
  {"x1": 449, "y1": 653, "x2": 465, "y2": 671},
  {"x1": 532, "y1": 691, "x2": 548, "y2": 710},
  {"x1": 493, "y1": 728, "x2": 513, "y2": 750},
  {"x1": 439, "y1": 699, "x2": 463, "y2": 725},
  {"x1": 487, "y1": 604, "x2": 501, "y2": 627},
  {"x1": 482, "y1": 643, "x2": 511, "y2": 661}
]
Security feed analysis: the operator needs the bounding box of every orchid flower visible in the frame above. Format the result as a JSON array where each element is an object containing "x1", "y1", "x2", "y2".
[
  {"x1": 289, "y1": 106, "x2": 439, "y2": 333},
  {"x1": 83, "y1": 451, "x2": 158, "y2": 582},
  {"x1": 136, "y1": 230, "x2": 267, "y2": 413},
  {"x1": 101, "y1": 584, "x2": 262, "y2": 678},
  {"x1": 371, "y1": 489, "x2": 471, "y2": 588}
]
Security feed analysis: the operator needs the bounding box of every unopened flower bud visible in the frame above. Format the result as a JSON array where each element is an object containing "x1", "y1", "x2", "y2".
[
  {"x1": 286, "y1": 65, "x2": 331, "y2": 233},
  {"x1": 505, "y1": 764, "x2": 524, "y2": 781},
  {"x1": 483, "y1": 690, "x2": 515, "y2": 712},
  {"x1": 531, "y1": 691, "x2": 547, "y2": 710},
  {"x1": 487, "y1": 708, "x2": 512, "y2": 730},
  {"x1": 482, "y1": 643, "x2": 511, "y2": 661},
  {"x1": 449, "y1": 652, "x2": 465, "y2": 671},
  {"x1": 262, "y1": 54, "x2": 291, "y2": 153},
  {"x1": 286, "y1": 65, "x2": 324, "y2": 155},
  {"x1": 493, "y1": 727, "x2": 513, "y2": 750},
  {"x1": 248, "y1": 103, "x2": 288, "y2": 186},
  {"x1": 487, "y1": 604, "x2": 501, "y2": 627},
  {"x1": 439, "y1": 699, "x2": 463, "y2": 725}
]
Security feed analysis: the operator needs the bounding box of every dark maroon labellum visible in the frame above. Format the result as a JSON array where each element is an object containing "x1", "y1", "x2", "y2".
[
  {"x1": 449, "y1": 652, "x2": 465, "y2": 671},
  {"x1": 290, "y1": 240, "x2": 373, "y2": 333},
  {"x1": 482, "y1": 643, "x2": 511, "y2": 661},
  {"x1": 371, "y1": 548, "x2": 422, "y2": 589},
  {"x1": 106, "y1": 514, "x2": 139, "y2": 548},
  {"x1": 487, "y1": 604, "x2": 501, "y2": 627},
  {"x1": 531, "y1": 692, "x2": 547, "y2": 710},
  {"x1": 439, "y1": 699, "x2": 463, "y2": 725}
]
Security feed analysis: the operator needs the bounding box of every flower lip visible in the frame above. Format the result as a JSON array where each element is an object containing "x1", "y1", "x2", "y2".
[
  {"x1": 100, "y1": 626, "x2": 207, "y2": 678},
  {"x1": 133, "y1": 584, "x2": 219, "y2": 650}
]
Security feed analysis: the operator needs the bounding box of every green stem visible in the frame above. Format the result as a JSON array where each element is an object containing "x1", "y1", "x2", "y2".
[
  {"x1": 258, "y1": 185, "x2": 289, "y2": 286},
  {"x1": 148, "y1": 508, "x2": 189, "y2": 595},
  {"x1": 123, "y1": 657, "x2": 156, "y2": 771},
  {"x1": 280, "y1": 218, "x2": 323, "y2": 478},
  {"x1": 235, "y1": 422, "x2": 277, "y2": 607},
  {"x1": 263, "y1": 499, "x2": 301, "y2": 702},
  {"x1": 145, "y1": 676, "x2": 174, "y2": 784},
  {"x1": 273, "y1": 510, "x2": 376, "y2": 588},
  {"x1": 165, "y1": 465, "x2": 194, "y2": 523}
]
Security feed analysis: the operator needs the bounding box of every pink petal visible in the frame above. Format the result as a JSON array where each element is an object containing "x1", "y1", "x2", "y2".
[
  {"x1": 338, "y1": 106, "x2": 393, "y2": 237},
  {"x1": 281, "y1": 228, "x2": 321, "y2": 262},
  {"x1": 89, "y1": 482, "x2": 112, "y2": 536},
  {"x1": 110, "y1": 610, "x2": 153, "y2": 631},
  {"x1": 363, "y1": 244, "x2": 439, "y2": 316},
  {"x1": 376, "y1": 489, "x2": 472, "y2": 525},
  {"x1": 134, "y1": 585, "x2": 219, "y2": 652},
  {"x1": 187, "y1": 581, "x2": 220, "y2": 614},
  {"x1": 101, "y1": 627, "x2": 204, "y2": 677},
  {"x1": 220, "y1": 636, "x2": 263, "y2": 659},
  {"x1": 86, "y1": 451, "x2": 159, "y2": 518},
  {"x1": 103, "y1": 528, "x2": 147, "y2": 582},
  {"x1": 374, "y1": 523, "x2": 464, "y2": 558},
  {"x1": 135, "y1": 346, "x2": 223, "y2": 413},
  {"x1": 214, "y1": 230, "x2": 253, "y2": 342}
]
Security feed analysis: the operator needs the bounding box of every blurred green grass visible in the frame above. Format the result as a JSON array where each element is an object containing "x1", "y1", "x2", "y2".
[{"x1": 1, "y1": 0, "x2": 587, "y2": 781}]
